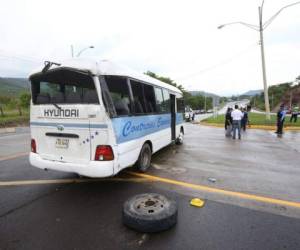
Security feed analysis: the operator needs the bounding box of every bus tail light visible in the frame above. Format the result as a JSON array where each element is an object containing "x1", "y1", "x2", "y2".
[
  {"x1": 31, "y1": 139, "x2": 37, "y2": 153},
  {"x1": 95, "y1": 145, "x2": 114, "y2": 161}
]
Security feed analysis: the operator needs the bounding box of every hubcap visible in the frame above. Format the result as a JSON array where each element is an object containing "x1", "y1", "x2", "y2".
[{"x1": 133, "y1": 194, "x2": 167, "y2": 215}]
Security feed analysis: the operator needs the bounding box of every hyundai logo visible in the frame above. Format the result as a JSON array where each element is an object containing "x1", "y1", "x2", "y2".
[{"x1": 57, "y1": 125, "x2": 64, "y2": 131}]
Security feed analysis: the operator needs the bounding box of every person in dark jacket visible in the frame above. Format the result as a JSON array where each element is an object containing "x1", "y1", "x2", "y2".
[
  {"x1": 241, "y1": 108, "x2": 248, "y2": 131},
  {"x1": 225, "y1": 107, "x2": 233, "y2": 137},
  {"x1": 276, "y1": 104, "x2": 286, "y2": 135},
  {"x1": 290, "y1": 104, "x2": 299, "y2": 123},
  {"x1": 225, "y1": 107, "x2": 232, "y2": 130}
]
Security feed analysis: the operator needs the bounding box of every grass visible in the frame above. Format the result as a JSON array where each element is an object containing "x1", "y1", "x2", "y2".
[
  {"x1": 203, "y1": 112, "x2": 300, "y2": 127},
  {"x1": 0, "y1": 110, "x2": 29, "y2": 127}
]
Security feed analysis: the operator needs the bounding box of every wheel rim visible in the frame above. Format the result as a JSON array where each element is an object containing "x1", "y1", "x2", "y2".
[{"x1": 132, "y1": 194, "x2": 167, "y2": 215}]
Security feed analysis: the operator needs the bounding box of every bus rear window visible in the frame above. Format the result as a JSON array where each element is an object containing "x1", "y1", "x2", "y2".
[{"x1": 31, "y1": 69, "x2": 99, "y2": 104}]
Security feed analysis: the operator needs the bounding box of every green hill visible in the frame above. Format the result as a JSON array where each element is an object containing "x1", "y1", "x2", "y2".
[
  {"x1": 242, "y1": 89, "x2": 263, "y2": 96},
  {"x1": 0, "y1": 77, "x2": 30, "y2": 96},
  {"x1": 251, "y1": 82, "x2": 300, "y2": 111}
]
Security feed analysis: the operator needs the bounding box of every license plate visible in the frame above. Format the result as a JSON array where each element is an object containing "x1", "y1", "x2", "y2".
[{"x1": 55, "y1": 138, "x2": 69, "y2": 149}]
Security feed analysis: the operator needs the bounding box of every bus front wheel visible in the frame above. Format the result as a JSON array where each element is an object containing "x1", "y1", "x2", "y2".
[{"x1": 135, "y1": 143, "x2": 152, "y2": 172}]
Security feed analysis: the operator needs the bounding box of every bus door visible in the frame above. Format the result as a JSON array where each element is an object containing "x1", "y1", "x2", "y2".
[{"x1": 170, "y1": 94, "x2": 176, "y2": 141}]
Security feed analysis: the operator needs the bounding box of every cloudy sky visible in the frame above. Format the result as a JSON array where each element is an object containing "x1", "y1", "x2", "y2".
[{"x1": 1, "y1": 0, "x2": 299, "y2": 95}]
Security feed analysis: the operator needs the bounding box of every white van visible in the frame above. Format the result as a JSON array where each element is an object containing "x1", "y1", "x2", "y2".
[{"x1": 29, "y1": 59, "x2": 185, "y2": 177}]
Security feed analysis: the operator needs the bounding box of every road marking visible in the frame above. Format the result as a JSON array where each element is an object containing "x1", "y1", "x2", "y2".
[
  {"x1": 128, "y1": 172, "x2": 300, "y2": 209},
  {"x1": 0, "y1": 177, "x2": 152, "y2": 187},
  {"x1": 2, "y1": 169, "x2": 299, "y2": 209},
  {"x1": 0, "y1": 152, "x2": 28, "y2": 161}
]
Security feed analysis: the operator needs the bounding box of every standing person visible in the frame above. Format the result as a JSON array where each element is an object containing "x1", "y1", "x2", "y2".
[
  {"x1": 290, "y1": 104, "x2": 299, "y2": 123},
  {"x1": 276, "y1": 104, "x2": 286, "y2": 135},
  {"x1": 225, "y1": 107, "x2": 232, "y2": 130},
  {"x1": 225, "y1": 107, "x2": 233, "y2": 137},
  {"x1": 231, "y1": 105, "x2": 244, "y2": 140},
  {"x1": 241, "y1": 108, "x2": 248, "y2": 131}
]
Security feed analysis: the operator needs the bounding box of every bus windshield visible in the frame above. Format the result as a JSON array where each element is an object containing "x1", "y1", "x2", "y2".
[{"x1": 31, "y1": 69, "x2": 99, "y2": 105}]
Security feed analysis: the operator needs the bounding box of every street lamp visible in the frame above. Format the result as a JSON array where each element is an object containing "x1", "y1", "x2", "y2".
[
  {"x1": 218, "y1": 0, "x2": 300, "y2": 120},
  {"x1": 70, "y1": 45, "x2": 95, "y2": 57},
  {"x1": 76, "y1": 46, "x2": 94, "y2": 57}
]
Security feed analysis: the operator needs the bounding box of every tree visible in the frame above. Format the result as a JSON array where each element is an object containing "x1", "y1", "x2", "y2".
[
  {"x1": 7, "y1": 98, "x2": 17, "y2": 110},
  {"x1": 144, "y1": 71, "x2": 186, "y2": 93},
  {"x1": 144, "y1": 70, "x2": 214, "y2": 110},
  {"x1": 296, "y1": 75, "x2": 300, "y2": 85},
  {"x1": 0, "y1": 96, "x2": 12, "y2": 105},
  {"x1": 0, "y1": 104, "x2": 3, "y2": 117},
  {"x1": 19, "y1": 92, "x2": 31, "y2": 108},
  {"x1": 250, "y1": 82, "x2": 293, "y2": 110}
]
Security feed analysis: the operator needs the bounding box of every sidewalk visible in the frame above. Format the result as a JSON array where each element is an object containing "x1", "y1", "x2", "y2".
[{"x1": 0, "y1": 127, "x2": 30, "y2": 136}]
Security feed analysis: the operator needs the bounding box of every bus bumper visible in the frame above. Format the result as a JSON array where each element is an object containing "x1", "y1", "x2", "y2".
[{"x1": 29, "y1": 153, "x2": 115, "y2": 177}]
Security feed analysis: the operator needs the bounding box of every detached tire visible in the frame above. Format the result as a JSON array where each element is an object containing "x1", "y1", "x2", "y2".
[
  {"x1": 122, "y1": 193, "x2": 177, "y2": 233},
  {"x1": 135, "y1": 143, "x2": 152, "y2": 172}
]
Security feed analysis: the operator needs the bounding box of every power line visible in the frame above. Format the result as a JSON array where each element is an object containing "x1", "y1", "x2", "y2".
[
  {"x1": 175, "y1": 42, "x2": 257, "y2": 81},
  {"x1": 0, "y1": 55, "x2": 40, "y2": 65},
  {"x1": 0, "y1": 51, "x2": 41, "y2": 64}
]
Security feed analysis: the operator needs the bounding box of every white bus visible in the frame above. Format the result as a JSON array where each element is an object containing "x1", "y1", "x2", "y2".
[{"x1": 29, "y1": 59, "x2": 185, "y2": 177}]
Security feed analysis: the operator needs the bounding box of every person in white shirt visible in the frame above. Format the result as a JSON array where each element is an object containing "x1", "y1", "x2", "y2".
[{"x1": 231, "y1": 105, "x2": 244, "y2": 139}]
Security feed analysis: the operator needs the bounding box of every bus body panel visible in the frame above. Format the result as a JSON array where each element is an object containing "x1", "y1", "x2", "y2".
[
  {"x1": 30, "y1": 105, "x2": 93, "y2": 164},
  {"x1": 29, "y1": 103, "x2": 117, "y2": 177},
  {"x1": 29, "y1": 60, "x2": 185, "y2": 177},
  {"x1": 115, "y1": 127, "x2": 172, "y2": 170},
  {"x1": 29, "y1": 152, "x2": 115, "y2": 177},
  {"x1": 113, "y1": 113, "x2": 184, "y2": 172}
]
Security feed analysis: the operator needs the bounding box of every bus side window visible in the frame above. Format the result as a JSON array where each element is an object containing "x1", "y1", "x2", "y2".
[
  {"x1": 143, "y1": 84, "x2": 157, "y2": 114},
  {"x1": 176, "y1": 97, "x2": 185, "y2": 113},
  {"x1": 104, "y1": 76, "x2": 132, "y2": 116},
  {"x1": 154, "y1": 87, "x2": 164, "y2": 113},
  {"x1": 130, "y1": 80, "x2": 147, "y2": 114},
  {"x1": 162, "y1": 89, "x2": 171, "y2": 113}
]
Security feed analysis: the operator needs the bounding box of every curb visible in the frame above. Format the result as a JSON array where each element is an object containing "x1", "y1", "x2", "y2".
[
  {"x1": 0, "y1": 127, "x2": 16, "y2": 134},
  {"x1": 199, "y1": 122, "x2": 300, "y2": 131}
]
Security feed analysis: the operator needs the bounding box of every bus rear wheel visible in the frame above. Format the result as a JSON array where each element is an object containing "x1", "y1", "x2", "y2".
[
  {"x1": 135, "y1": 143, "x2": 152, "y2": 172},
  {"x1": 176, "y1": 129, "x2": 184, "y2": 145}
]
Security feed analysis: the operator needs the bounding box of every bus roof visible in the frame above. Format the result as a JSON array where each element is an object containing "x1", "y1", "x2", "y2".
[{"x1": 30, "y1": 58, "x2": 182, "y2": 95}]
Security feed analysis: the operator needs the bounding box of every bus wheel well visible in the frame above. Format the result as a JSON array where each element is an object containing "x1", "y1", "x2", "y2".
[{"x1": 144, "y1": 140, "x2": 153, "y2": 152}]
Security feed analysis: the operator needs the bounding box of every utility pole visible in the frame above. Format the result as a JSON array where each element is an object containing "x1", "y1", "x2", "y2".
[
  {"x1": 218, "y1": 0, "x2": 300, "y2": 120},
  {"x1": 258, "y1": 6, "x2": 271, "y2": 119},
  {"x1": 204, "y1": 92, "x2": 207, "y2": 111},
  {"x1": 271, "y1": 92, "x2": 274, "y2": 110},
  {"x1": 290, "y1": 90, "x2": 293, "y2": 109},
  {"x1": 71, "y1": 45, "x2": 74, "y2": 58}
]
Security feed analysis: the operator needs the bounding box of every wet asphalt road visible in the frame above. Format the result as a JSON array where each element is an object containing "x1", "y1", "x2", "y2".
[
  {"x1": 0, "y1": 124, "x2": 300, "y2": 250},
  {"x1": 150, "y1": 123, "x2": 300, "y2": 218}
]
